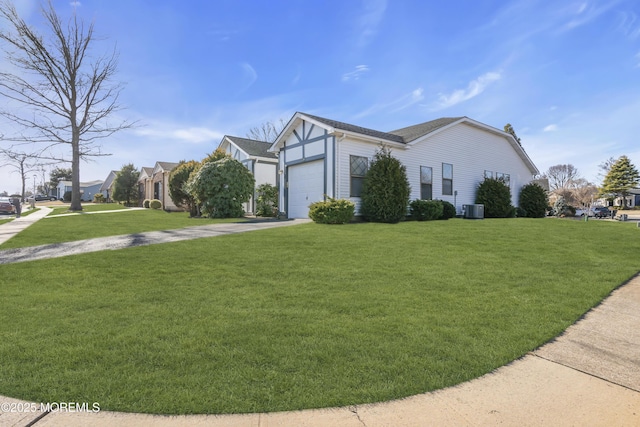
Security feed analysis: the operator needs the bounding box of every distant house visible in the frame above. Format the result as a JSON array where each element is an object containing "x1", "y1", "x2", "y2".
[
  {"x1": 603, "y1": 188, "x2": 640, "y2": 208},
  {"x1": 217, "y1": 135, "x2": 278, "y2": 214},
  {"x1": 137, "y1": 162, "x2": 181, "y2": 211},
  {"x1": 138, "y1": 167, "x2": 154, "y2": 205},
  {"x1": 99, "y1": 171, "x2": 117, "y2": 202},
  {"x1": 269, "y1": 112, "x2": 539, "y2": 218},
  {"x1": 56, "y1": 180, "x2": 104, "y2": 202}
]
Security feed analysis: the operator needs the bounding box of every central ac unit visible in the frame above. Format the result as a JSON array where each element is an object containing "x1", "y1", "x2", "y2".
[{"x1": 463, "y1": 204, "x2": 484, "y2": 219}]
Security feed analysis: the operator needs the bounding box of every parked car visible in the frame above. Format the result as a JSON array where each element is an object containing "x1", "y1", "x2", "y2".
[
  {"x1": 0, "y1": 197, "x2": 16, "y2": 214},
  {"x1": 27, "y1": 194, "x2": 57, "y2": 201},
  {"x1": 575, "y1": 208, "x2": 594, "y2": 217},
  {"x1": 593, "y1": 207, "x2": 612, "y2": 218}
]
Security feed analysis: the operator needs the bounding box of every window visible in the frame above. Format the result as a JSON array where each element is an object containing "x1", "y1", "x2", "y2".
[
  {"x1": 442, "y1": 163, "x2": 453, "y2": 196},
  {"x1": 420, "y1": 166, "x2": 433, "y2": 200},
  {"x1": 496, "y1": 172, "x2": 504, "y2": 181},
  {"x1": 350, "y1": 155, "x2": 368, "y2": 197},
  {"x1": 484, "y1": 170, "x2": 493, "y2": 179},
  {"x1": 504, "y1": 174, "x2": 510, "y2": 186}
]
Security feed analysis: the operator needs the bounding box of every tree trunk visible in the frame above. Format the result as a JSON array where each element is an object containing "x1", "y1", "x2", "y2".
[{"x1": 70, "y1": 137, "x2": 82, "y2": 211}]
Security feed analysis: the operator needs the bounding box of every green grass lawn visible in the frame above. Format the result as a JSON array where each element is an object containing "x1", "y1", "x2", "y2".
[
  {"x1": 0, "y1": 209, "x2": 247, "y2": 249},
  {"x1": 0, "y1": 219, "x2": 638, "y2": 415},
  {"x1": 47, "y1": 203, "x2": 132, "y2": 215}
]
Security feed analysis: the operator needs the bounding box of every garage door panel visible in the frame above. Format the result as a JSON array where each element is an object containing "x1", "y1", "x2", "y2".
[{"x1": 288, "y1": 160, "x2": 324, "y2": 218}]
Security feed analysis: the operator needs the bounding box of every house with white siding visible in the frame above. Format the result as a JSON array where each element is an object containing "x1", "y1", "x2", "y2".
[
  {"x1": 217, "y1": 135, "x2": 278, "y2": 214},
  {"x1": 269, "y1": 112, "x2": 539, "y2": 219}
]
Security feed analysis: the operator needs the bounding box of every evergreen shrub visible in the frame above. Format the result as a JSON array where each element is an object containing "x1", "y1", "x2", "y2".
[
  {"x1": 308, "y1": 198, "x2": 355, "y2": 224},
  {"x1": 409, "y1": 199, "x2": 443, "y2": 221}
]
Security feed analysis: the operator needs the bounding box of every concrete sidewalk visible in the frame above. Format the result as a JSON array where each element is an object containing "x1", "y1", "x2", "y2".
[
  {"x1": 0, "y1": 206, "x2": 53, "y2": 246},
  {"x1": 2, "y1": 276, "x2": 639, "y2": 426}
]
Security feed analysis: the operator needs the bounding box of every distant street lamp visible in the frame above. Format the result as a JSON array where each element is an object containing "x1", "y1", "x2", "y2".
[{"x1": 32, "y1": 174, "x2": 37, "y2": 208}]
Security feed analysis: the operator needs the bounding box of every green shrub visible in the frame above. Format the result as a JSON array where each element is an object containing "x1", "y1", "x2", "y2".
[
  {"x1": 255, "y1": 183, "x2": 278, "y2": 217},
  {"x1": 518, "y1": 183, "x2": 548, "y2": 218},
  {"x1": 149, "y1": 199, "x2": 162, "y2": 210},
  {"x1": 475, "y1": 178, "x2": 514, "y2": 218},
  {"x1": 308, "y1": 198, "x2": 355, "y2": 224},
  {"x1": 169, "y1": 160, "x2": 200, "y2": 217},
  {"x1": 63, "y1": 190, "x2": 72, "y2": 202},
  {"x1": 93, "y1": 193, "x2": 105, "y2": 203},
  {"x1": 553, "y1": 196, "x2": 568, "y2": 217},
  {"x1": 143, "y1": 199, "x2": 151, "y2": 208},
  {"x1": 516, "y1": 206, "x2": 527, "y2": 217},
  {"x1": 439, "y1": 200, "x2": 456, "y2": 220},
  {"x1": 187, "y1": 157, "x2": 255, "y2": 218},
  {"x1": 409, "y1": 199, "x2": 443, "y2": 221},
  {"x1": 361, "y1": 147, "x2": 411, "y2": 223}
]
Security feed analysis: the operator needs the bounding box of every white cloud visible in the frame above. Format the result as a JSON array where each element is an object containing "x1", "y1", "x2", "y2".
[
  {"x1": 434, "y1": 71, "x2": 502, "y2": 110},
  {"x1": 134, "y1": 125, "x2": 223, "y2": 144},
  {"x1": 543, "y1": 124, "x2": 558, "y2": 132},
  {"x1": 342, "y1": 65, "x2": 370, "y2": 82},
  {"x1": 70, "y1": 1, "x2": 82, "y2": 7},
  {"x1": 355, "y1": 0, "x2": 387, "y2": 48},
  {"x1": 354, "y1": 87, "x2": 424, "y2": 118},
  {"x1": 562, "y1": 1, "x2": 619, "y2": 32},
  {"x1": 617, "y1": 12, "x2": 640, "y2": 39},
  {"x1": 239, "y1": 62, "x2": 258, "y2": 92}
]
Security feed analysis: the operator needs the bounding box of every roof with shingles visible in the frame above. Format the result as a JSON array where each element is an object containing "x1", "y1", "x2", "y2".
[
  {"x1": 226, "y1": 136, "x2": 277, "y2": 159},
  {"x1": 156, "y1": 162, "x2": 179, "y2": 171},
  {"x1": 389, "y1": 117, "x2": 464, "y2": 142},
  {"x1": 302, "y1": 113, "x2": 405, "y2": 143}
]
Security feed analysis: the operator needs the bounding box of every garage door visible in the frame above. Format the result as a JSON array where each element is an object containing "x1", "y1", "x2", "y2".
[{"x1": 288, "y1": 160, "x2": 325, "y2": 218}]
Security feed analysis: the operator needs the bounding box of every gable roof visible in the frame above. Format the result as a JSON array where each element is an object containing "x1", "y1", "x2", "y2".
[
  {"x1": 389, "y1": 117, "x2": 464, "y2": 142},
  {"x1": 223, "y1": 136, "x2": 277, "y2": 159},
  {"x1": 302, "y1": 113, "x2": 405, "y2": 144},
  {"x1": 155, "y1": 161, "x2": 179, "y2": 172},
  {"x1": 270, "y1": 112, "x2": 538, "y2": 175},
  {"x1": 99, "y1": 171, "x2": 117, "y2": 192}
]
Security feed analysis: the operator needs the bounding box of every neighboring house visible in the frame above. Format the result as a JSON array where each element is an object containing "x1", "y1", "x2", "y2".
[
  {"x1": 137, "y1": 167, "x2": 154, "y2": 205},
  {"x1": 269, "y1": 112, "x2": 539, "y2": 219},
  {"x1": 217, "y1": 135, "x2": 278, "y2": 214},
  {"x1": 139, "y1": 162, "x2": 181, "y2": 211},
  {"x1": 99, "y1": 171, "x2": 117, "y2": 202},
  {"x1": 56, "y1": 180, "x2": 104, "y2": 202},
  {"x1": 601, "y1": 188, "x2": 640, "y2": 208}
]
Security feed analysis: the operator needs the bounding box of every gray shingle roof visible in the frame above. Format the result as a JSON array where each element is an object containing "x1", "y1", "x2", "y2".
[
  {"x1": 300, "y1": 113, "x2": 464, "y2": 144},
  {"x1": 226, "y1": 136, "x2": 277, "y2": 159},
  {"x1": 389, "y1": 117, "x2": 464, "y2": 142},
  {"x1": 302, "y1": 113, "x2": 405, "y2": 143},
  {"x1": 156, "y1": 162, "x2": 179, "y2": 171}
]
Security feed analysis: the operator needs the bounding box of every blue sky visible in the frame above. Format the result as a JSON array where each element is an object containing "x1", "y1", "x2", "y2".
[{"x1": 1, "y1": 0, "x2": 640, "y2": 194}]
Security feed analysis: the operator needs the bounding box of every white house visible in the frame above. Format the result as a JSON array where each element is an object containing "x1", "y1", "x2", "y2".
[
  {"x1": 217, "y1": 135, "x2": 278, "y2": 214},
  {"x1": 99, "y1": 170, "x2": 117, "y2": 202},
  {"x1": 269, "y1": 112, "x2": 539, "y2": 219}
]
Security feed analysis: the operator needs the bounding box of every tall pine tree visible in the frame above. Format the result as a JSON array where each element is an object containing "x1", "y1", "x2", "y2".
[{"x1": 600, "y1": 155, "x2": 640, "y2": 207}]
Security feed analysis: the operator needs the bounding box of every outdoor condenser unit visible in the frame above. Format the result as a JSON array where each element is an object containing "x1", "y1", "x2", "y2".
[{"x1": 463, "y1": 204, "x2": 484, "y2": 219}]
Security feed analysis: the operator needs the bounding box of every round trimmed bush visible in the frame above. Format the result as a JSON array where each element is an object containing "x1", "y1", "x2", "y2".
[
  {"x1": 143, "y1": 199, "x2": 151, "y2": 208},
  {"x1": 439, "y1": 200, "x2": 456, "y2": 220},
  {"x1": 149, "y1": 199, "x2": 162, "y2": 209},
  {"x1": 409, "y1": 199, "x2": 443, "y2": 221},
  {"x1": 308, "y1": 198, "x2": 355, "y2": 224}
]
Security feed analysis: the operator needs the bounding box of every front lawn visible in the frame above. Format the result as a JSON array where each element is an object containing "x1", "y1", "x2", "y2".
[
  {"x1": 47, "y1": 203, "x2": 132, "y2": 215},
  {"x1": 0, "y1": 209, "x2": 247, "y2": 249},
  {"x1": 0, "y1": 219, "x2": 638, "y2": 415}
]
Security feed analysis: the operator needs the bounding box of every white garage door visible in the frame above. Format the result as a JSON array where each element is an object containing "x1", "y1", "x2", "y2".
[{"x1": 288, "y1": 160, "x2": 325, "y2": 218}]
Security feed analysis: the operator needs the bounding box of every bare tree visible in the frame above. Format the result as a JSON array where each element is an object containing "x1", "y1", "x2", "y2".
[
  {"x1": 542, "y1": 164, "x2": 580, "y2": 191},
  {"x1": 0, "y1": 147, "x2": 50, "y2": 198},
  {"x1": 0, "y1": 1, "x2": 133, "y2": 210},
  {"x1": 246, "y1": 119, "x2": 287, "y2": 142}
]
